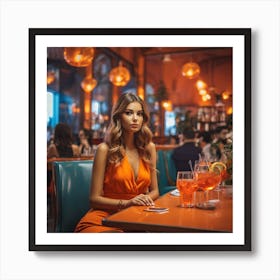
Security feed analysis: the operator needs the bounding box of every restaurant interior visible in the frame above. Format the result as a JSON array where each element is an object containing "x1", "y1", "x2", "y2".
[
  {"x1": 47, "y1": 47, "x2": 232, "y2": 140},
  {"x1": 47, "y1": 46, "x2": 233, "y2": 233}
]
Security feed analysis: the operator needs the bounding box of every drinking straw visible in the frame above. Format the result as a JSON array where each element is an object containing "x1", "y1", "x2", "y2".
[
  {"x1": 189, "y1": 160, "x2": 195, "y2": 177},
  {"x1": 199, "y1": 153, "x2": 209, "y2": 166}
]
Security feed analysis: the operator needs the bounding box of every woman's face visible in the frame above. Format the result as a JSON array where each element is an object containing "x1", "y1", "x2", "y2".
[
  {"x1": 120, "y1": 102, "x2": 144, "y2": 133},
  {"x1": 79, "y1": 130, "x2": 85, "y2": 140}
]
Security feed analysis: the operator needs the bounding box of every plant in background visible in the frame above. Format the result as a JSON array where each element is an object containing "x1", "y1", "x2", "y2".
[
  {"x1": 154, "y1": 80, "x2": 169, "y2": 102},
  {"x1": 224, "y1": 141, "x2": 233, "y2": 185}
]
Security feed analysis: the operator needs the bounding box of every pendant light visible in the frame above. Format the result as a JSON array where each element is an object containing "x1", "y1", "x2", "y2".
[
  {"x1": 81, "y1": 77, "x2": 97, "y2": 92},
  {"x1": 181, "y1": 61, "x2": 200, "y2": 79},
  {"x1": 109, "y1": 61, "x2": 131, "y2": 87},
  {"x1": 81, "y1": 63, "x2": 97, "y2": 93},
  {"x1": 64, "y1": 47, "x2": 94, "y2": 67}
]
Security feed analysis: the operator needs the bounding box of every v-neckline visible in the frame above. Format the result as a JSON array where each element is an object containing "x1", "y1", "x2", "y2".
[{"x1": 125, "y1": 154, "x2": 141, "y2": 182}]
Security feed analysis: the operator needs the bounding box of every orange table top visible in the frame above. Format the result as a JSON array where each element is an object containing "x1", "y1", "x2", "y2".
[{"x1": 102, "y1": 189, "x2": 232, "y2": 233}]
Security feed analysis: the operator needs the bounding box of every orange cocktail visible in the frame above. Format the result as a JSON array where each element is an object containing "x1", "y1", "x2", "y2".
[
  {"x1": 220, "y1": 169, "x2": 228, "y2": 182},
  {"x1": 194, "y1": 161, "x2": 227, "y2": 209},
  {"x1": 176, "y1": 171, "x2": 198, "y2": 208},
  {"x1": 196, "y1": 172, "x2": 221, "y2": 192}
]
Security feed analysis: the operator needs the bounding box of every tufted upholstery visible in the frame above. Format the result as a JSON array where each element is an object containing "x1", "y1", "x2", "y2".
[{"x1": 53, "y1": 160, "x2": 93, "y2": 232}]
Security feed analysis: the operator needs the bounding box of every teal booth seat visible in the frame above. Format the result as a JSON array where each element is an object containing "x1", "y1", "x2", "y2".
[
  {"x1": 51, "y1": 152, "x2": 177, "y2": 232},
  {"x1": 156, "y1": 150, "x2": 177, "y2": 196},
  {"x1": 53, "y1": 160, "x2": 93, "y2": 232}
]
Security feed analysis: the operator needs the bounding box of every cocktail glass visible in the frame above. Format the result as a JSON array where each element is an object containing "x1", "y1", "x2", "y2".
[
  {"x1": 176, "y1": 171, "x2": 198, "y2": 208},
  {"x1": 195, "y1": 162, "x2": 221, "y2": 209}
]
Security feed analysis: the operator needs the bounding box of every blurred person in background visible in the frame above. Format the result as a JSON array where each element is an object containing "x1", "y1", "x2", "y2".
[
  {"x1": 199, "y1": 131, "x2": 214, "y2": 162},
  {"x1": 172, "y1": 128, "x2": 202, "y2": 172},
  {"x1": 210, "y1": 125, "x2": 229, "y2": 162},
  {"x1": 168, "y1": 135, "x2": 179, "y2": 145},
  {"x1": 47, "y1": 123, "x2": 79, "y2": 158},
  {"x1": 78, "y1": 128, "x2": 94, "y2": 156}
]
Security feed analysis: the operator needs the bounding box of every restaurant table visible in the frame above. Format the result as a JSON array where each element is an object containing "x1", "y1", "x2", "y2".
[{"x1": 102, "y1": 188, "x2": 232, "y2": 233}]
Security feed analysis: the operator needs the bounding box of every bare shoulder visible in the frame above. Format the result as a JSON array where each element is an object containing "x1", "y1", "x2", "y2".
[
  {"x1": 93, "y1": 143, "x2": 109, "y2": 169},
  {"x1": 72, "y1": 144, "x2": 79, "y2": 149},
  {"x1": 97, "y1": 142, "x2": 109, "y2": 152},
  {"x1": 71, "y1": 144, "x2": 80, "y2": 155},
  {"x1": 146, "y1": 141, "x2": 156, "y2": 153},
  {"x1": 95, "y1": 142, "x2": 109, "y2": 157}
]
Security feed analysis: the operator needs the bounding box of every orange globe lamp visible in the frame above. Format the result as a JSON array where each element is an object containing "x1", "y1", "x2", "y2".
[
  {"x1": 64, "y1": 47, "x2": 94, "y2": 67},
  {"x1": 182, "y1": 62, "x2": 200, "y2": 79},
  {"x1": 109, "y1": 61, "x2": 131, "y2": 86},
  {"x1": 81, "y1": 77, "x2": 97, "y2": 92}
]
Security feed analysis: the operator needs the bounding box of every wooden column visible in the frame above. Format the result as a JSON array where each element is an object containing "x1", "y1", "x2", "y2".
[
  {"x1": 83, "y1": 91, "x2": 92, "y2": 129},
  {"x1": 112, "y1": 86, "x2": 119, "y2": 106},
  {"x1": 137, "y1": 55, "x2": 145, "y2": 100}
]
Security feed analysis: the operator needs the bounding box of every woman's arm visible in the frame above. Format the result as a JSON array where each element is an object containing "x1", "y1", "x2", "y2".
[
  {"x1": 79, "y1": 139, "x2": 91, "y2": 154},
  {"x1": 78, "y1": 144, "x2": 83, "y2": 155},
  {"x1": 145, "y1": 142, "x2": 160, "y2": 200},
  {"x1": 47, "y1": 144, "x2": 58, "y2": 158},
  {"x1": 72, "y1": 144, "x2": 80, "y2": 157},
  {"x1": 89, "y1": 143, "x2": 125, "y2": 210}
]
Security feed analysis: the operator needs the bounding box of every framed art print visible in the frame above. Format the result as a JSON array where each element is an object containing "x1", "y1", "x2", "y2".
[{"x1": 29, "y1": 28, "x2": 251, "y2": 251}]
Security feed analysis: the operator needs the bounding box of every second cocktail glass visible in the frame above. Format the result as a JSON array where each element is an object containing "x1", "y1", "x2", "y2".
[{"x1": 195, "y1": 162, "x2": 222, "y2": 209}]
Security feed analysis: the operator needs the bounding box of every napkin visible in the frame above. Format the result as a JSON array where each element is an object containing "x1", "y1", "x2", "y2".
[{"x1": 170, "y1": 189, "x2": 180, "y2": 197}]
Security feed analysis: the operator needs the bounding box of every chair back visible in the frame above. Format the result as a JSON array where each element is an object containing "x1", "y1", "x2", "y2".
[
  {"x1": 53, "y1": 160, "x2": 93, "y2": 232},
  {"x1": 163, "y1": 149, "x2": 177, "y2": 185},
  {"x1": 156, "y1": 150, "x2": 176, "y2": 195}
]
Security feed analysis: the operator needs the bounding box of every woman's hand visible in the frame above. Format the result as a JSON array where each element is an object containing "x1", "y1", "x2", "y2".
[{"x1": 127, "y1": 194, "x2": 155, "y2": 207}]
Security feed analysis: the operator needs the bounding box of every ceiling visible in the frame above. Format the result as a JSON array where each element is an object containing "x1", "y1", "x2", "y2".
[
  {"x1": 140, "y1": 47, "x2": 232, "y2": 64},
  {"x1": 47, "y1": 47, "x2": 232, "y2": 64}
]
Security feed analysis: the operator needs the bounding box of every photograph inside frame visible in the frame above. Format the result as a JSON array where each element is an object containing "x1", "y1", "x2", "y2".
[{"x1": 29, "y1": 28, "x2": 251, "y2": 251}]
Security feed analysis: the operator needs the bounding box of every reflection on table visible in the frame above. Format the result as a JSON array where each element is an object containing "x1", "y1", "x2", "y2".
[{"x1": 102, "y1": 187, "x2": 232, "y2": 233}]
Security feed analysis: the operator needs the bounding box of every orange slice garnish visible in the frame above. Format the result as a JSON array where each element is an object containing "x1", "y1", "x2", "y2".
[{"x1": 209, "y1": 161, "x2": 227, "y2": 174}]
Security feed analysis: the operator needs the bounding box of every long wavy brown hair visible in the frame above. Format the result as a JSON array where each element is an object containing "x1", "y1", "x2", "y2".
[{"x1": 104, "y1": 92, "x2": 153, "y2": 165}]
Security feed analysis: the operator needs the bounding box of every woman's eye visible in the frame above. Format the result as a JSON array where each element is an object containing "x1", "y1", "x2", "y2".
[{"x1": 124, "y1": 111, "x2": 143, "y2": 116}]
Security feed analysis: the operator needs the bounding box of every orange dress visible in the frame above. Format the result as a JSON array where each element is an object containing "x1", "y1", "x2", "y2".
[{"x1": 74, "y1": 155, "x2": 151, "y2": 233}]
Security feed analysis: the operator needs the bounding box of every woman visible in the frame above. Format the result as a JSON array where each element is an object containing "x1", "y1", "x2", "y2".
[
  {"x1": 78, "y1": 128, "x2": 94, "y2": 155},
  {"x1": 47, "y1": 123, "x2": 79, "y2": 158},
  {"x1": 75, "y1": 93, "x2": 159, "y2": 233},
  {"x1": 199, "y1": 131, "x2": 213, "y2": 162}
]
